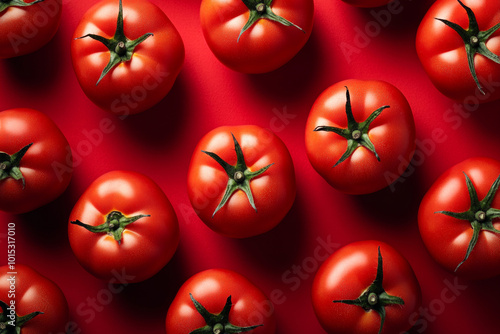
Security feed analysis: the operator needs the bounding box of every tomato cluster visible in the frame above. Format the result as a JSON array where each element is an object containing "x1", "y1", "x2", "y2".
[{"x1": 1, "y1": 0, "x2": 500, "y2": 333}]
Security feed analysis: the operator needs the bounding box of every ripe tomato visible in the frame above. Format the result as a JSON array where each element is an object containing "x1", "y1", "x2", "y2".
[
  {"x1": 305, "y1": 79, "x2": 415, "y2": 194},
  {"x1": 0, "y1": 264, "x2": 69, "y2": 334},
  {"x1": 340, "y1": 0, "x2": 394, "y2": 8},
  {"x1": 418, "y1": 157, "x2": 500, "y2": 279},
  {"x1": 187, "y1": 125, "x2": 296, "y2": 238},
  {"x1": 0, "y1": 0, "x2": 62, "y2": 58},
  {"x1": 312, "y1": 241, "x2": 421, "y2": 334},
  {"x1": 200, "y1": 0, "x2": 314, "y2": 73},
  {"x1": 0, "y1": 108, "x2": 72, "y2": 214},
  {"x1": 68, "y1": 170, "x2": 179, "y2": 283},
  {"x1": 166, "y1": 269, "x2": 276, "y2": 333},
  {"x1": 416, "y1": 0, "x2": 500, "y2": 103},
  {"x1": 71, "y1": 0, "x2": 184, "y2": 115}
]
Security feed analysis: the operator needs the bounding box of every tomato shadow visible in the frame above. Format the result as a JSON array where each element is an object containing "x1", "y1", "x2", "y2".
[
  {"x1": 119, "y1": 73, "x2": 189, "y2": 148},
  {"x1": 110, "y1": 243, "x2": 189, "y2": 327},
  {"x1": 244, "y1": 27, "x2": 322, "y2": 104},
  {"x1": 0, "y1": 27, "x2": 64, "y2": 92},
  {"x1": 350, "y1": 160, "x2": 426, "y2": 235},
  {"x1": 15, "y1": 175, "x2": 81, "y2": 254},
  {"x1": 469, "y1": 98, "x2": 500, "y2": 144},
  {"x1": 355, "y1": 0, "x2": 434, "y2": 36},
  {"x1": 227, "y1": 190, "x2": 307, "y2": 275}
]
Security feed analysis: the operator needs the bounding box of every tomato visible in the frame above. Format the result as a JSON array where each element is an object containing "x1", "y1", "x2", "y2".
[
  {"x1": 305, "y1": 79, "x2": 415, "y2": 195},
  {"x1": 187, "y1": 125, "x2": 296, "y2": 238},
  {"x1": 0, "y1": 0, "x2": 62, "y2": 58},
  {"x1": 71, "y1": 0, "x2": 184, "y2": 115},
  {"x1": 418, "y1": 157, "x2": 500, "y2": 279},
  {"x1": 312, "y1": 241, "x2": 421, "y2": 334},
  {"x1": 0, "y1": 264, "x2": 69, "y2": 334},
  {"x1": 340, "y1": 0, "x2": 394, "y2": 8},
  {"x1": 416, "y1": 0, "x2": 500, "y2": 103},
  {"x1": 200, "y1": 0, "x2": 314, "y2": 73},
  {"x1": 166, "y1": 269, "x2": 276, "y2": 333},
  {"x1": 68, "y1": 170, "x2": 179, "y2": 283},
  {"x1": 0, "y1": 108, "x2": 72, "y2": 214}
]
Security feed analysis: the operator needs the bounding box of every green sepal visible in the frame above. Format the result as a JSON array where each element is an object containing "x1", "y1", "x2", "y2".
[
  {"x1": 238, "y1": 0, "x2": 304, "y2": 42},
  {"x1": 333, "y1": 247, "x2": 404, "y2": 334},
  {"x1": 436, "y1": 0, "x2": 500, "y2": 95},
  {"x1": 189, "y1": 294, "x2": 262, "y2": 334},
  {"x1": 202, "y1": 133, "x2": 273, "y2": 217},
  {"x1": 0, "y1": 143, "x2": 33, "y2": 189},
  {"x1": 436, "y1": 172, "x2": 500, "y2": 271},
  {"x1": 70, "y1": 211, "x2": 150, "y2": 245},
  {"x1": 0, "y1": 0, "x2": 44, "y2": 13},
  {"x1": 75, "y1": 0, "x2": 154, "y2": 85},
  {"x1": 314, "y1": 86, "x2": 388, "y2": 167},
  {"x1": 0, "y1": 299, "x2": 43, "y2": 334}
]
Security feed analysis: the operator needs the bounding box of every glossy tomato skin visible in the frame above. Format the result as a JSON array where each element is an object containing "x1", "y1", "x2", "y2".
[
  {"x1": 187, "y1": 125, "x2": 296, "y2": 238},
  {"x1": 0, "y1": 108, "x2": 72, "y2": 214},
  {"x1": 416, "y1": 0, "x2": 500, "y2": 103},
  {"x1": 341, "y1": 0, "x2": 394, "y2": 8},
  {"x1": 166, "y1": 269, "x2": 276, "y2": 333},
  {"x1": 200, "y1": 0, "x2": 314, "y2": 73},
  {"x1": 0, "y1": 264, "x2": 69, "y2": 334},
  {"x1": 305, "y1": 80, "x2": 415, "y2": 194},
  {"x1": 0, "y1": 0, "x2": 62, "y2": 58},
  {"x1": 71, "y1": 0, "x2": 184, "y2": 115},
  {"x1": 68, "y1": 170, "x2": 179, "y2": 283},
  {"x1": 312, "y1": 241, "x2": 421, "y2": 334},
  {"x1": 418, "y1": 157, "x2": 500, "y2": 279}
]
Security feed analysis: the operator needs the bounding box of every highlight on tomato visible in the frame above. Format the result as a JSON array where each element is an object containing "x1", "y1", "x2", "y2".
[
  {"x1": 71, "y1": 0, "x2": 185, "y2": 115},
  {"x1": 166, "y1": 269, "x2": 276, "y2": 334},
  {"x1": 68, "y1": 170, "x2": 179, "y2": 283},
  {"x1": 418, "y1": 157, "x2": 500, "y2": 279},
  {"x1": 187, "y1": 125, "x2": 296, "y2": 238},
  {"x1": 0, "y1": 0, "x2": 62, "y2": 58},
  {"x1": 0, "y1": 108, "x2": 73, "y2": 214},
  {"x1": 312, "y1": 241, "x2": 421, "y2": 334},
  {"x1": 200, "y1": 0, "x2": 314, "y2": 73},
  {"x1": 305, "y1": 79, "x2": 416, "y2": 194},
  {"x1": 416, "y1": 0, "x2": 500, "y2": 103},
  {"x1": 0, "y1": 264, "x2": 69, "y2": 334}
]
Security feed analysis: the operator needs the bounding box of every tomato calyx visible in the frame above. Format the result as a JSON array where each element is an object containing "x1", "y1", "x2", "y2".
[
  {"x1": 314, "y1": 86, "x2": 389, "y2": 167},
  {"x1": 0, "y1": 0, "x2": 44, "y2": 13},
  {"x1": 436, "y1": 172, "x2": 500, "y2": 271},
  {"x1": 0, "y1": 143, "x2": 33, "y2": 189},
  {"x1": 0, "y1": 299, "x2": 44, "y2": 334},
  {"x1": 74, "y1": 0, "x2": 154, "y2": 85},
  {"x1": 202, "y1": 133, "x2": 274, "y2": 217},
  {"x1": 238, "y1": 0, "x2": 305, "y2": 42},
  {"x1": 188, "y1": 293, "x2": 263, "y2": 334},
  {"x1": 435, "y1": 0, "x2": 500, "y2": 95},
  {"x1": 70, "y1": 210, "x2": 150, "y2": 245},
  {"x1": 333, "y1": 247, "x2": 404, "y2": 334}
]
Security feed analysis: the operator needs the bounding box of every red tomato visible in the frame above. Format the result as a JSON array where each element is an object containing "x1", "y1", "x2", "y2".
[
  {"x1": 68, "y1": 170, "x2": 179, "y2": 283},
  {"x1": 312, "y1": 241, "x2": 421, "y2": 334},
  {"x1": 340, "y1": 0, "x2": 394, "y2": 8},
  {"x1": 187, "y1": 125, "x2": 296, "y2": 238},
  {"x1": 71, "y1": 0, "x2": 184, "y2": 115},
  {"x1": 166, "y1": 269, "x2": 276, "y2": 333},
  {"x1": 305, "y1": 79, "x2": 415, "y2": 194},
  {"x1": 418, "y1": 157, "x2": 500, "y2": 279},
  {"x1": 200, "y1": 0, "x2": 314, "y2": 73},
  {"x1": 0, "y1": 0, "x2": 62, "y2": 58},
  {"x1": 0, "y1": 264, "x2": 69, "y2": 334},
  {"x1": 416, "y1": 0, "x2": 500, "y2": 103},
  {"x1": 0, "y1": 108, "x2": 72, "y2": 214}
]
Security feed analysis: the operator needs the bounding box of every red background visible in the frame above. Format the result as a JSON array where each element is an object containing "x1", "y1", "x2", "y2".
[{"x1": 1, "y1": 0, "x2": 499, "y2": 333}]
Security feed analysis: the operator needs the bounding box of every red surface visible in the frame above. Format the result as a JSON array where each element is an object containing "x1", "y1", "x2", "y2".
[{"x1": 0, "y1": 0, "x2": 499, "y2": 333}]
